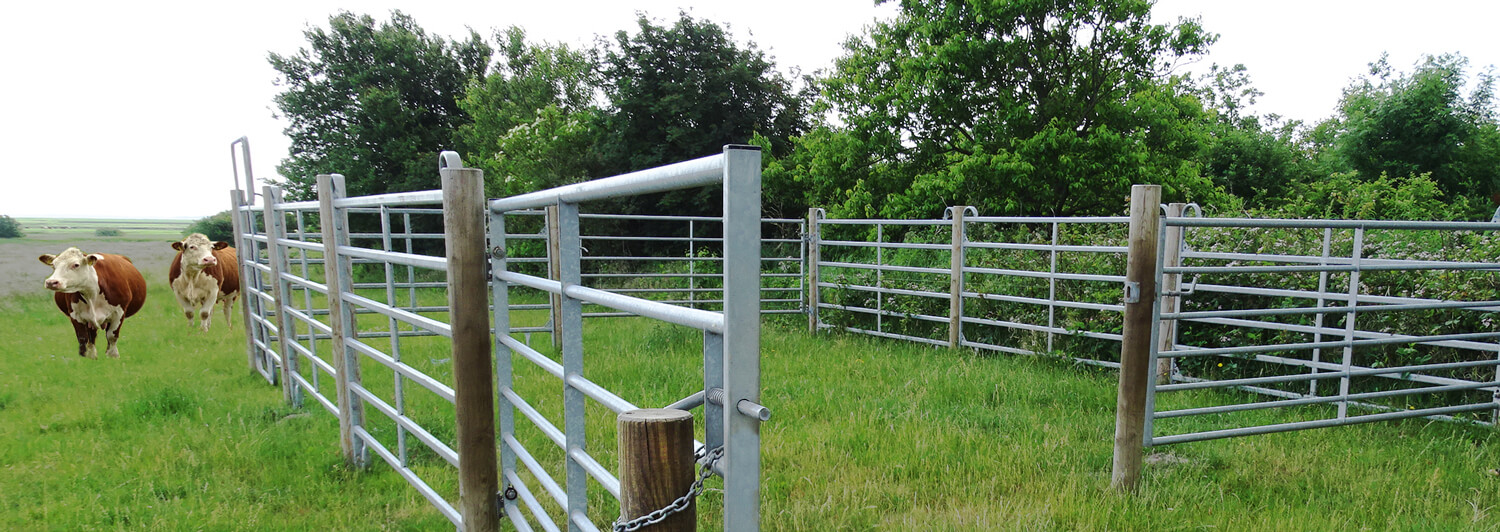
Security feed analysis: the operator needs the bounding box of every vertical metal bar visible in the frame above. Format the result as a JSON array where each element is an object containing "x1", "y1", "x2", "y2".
[
  {"x1": 807, "y1": 208, "x2": 821, "y2": 334},
  {"x1": 247, "y1": 199, "x2": 275, "y2": 382},
  {"x1": 558, "y1": 201, "x2": 587, "y2": 532},
  {"x1": 488, "y1": 207, "x2": 519, "y2": 518},
  {"x1": 689, "y1": 219, "x2": 697, "y2": 309},
  {"x1": 295, "y1": 209, "x2": 316, "y2": 393},
  {"x1": 546, "y1": 206, "x2": 564, "y2": 350},
  {"x1": 230, "y1": 190, "x2": 258, "y2": 373},
  {"x1": 721, "y1": 145, "x2": 763, "y2": 530},
  {"x1": 949, "y1": 207, "x2": 966, "y2": 349},
  {"x1": 1048, "y1": 221, "x2": 1058, "y2": 354},
  {"x1": 1155, "y1": 204, "x2": 1185, "y2": 384},
  {"x1": 444, "y1": 164, "x2": 499, "y2": 532},
  {"x1": 1110, "y1": 184, "x2": 1161, "y2": 492},
  {"x1": 263, "y1": 186, "x2": 299, "y2": 404},
  {"x1": 1310, "y1": 227, "x2": 1333, "y2": 397},
  {"x1": 1337, "y1": 228, "x2": 1365, "y2": 420},
  {"x1": 404, "y1": 212, "x2": 416, "y2": 311},
  {"x1": 380, "y1": 206, "x2": 408, "y2": 466},
  {"x1": 876, "y1": 223, "x2": 884, "y2": 334},
  {"x1": 703, "y1": 331, "x2": 724, "y2": 452},
  {"x1": 317, "y1": 173, "x2": 365, "y2": 466},
  {"x1": 798, "y1": 219, "x2": 807, "y2": 318}
]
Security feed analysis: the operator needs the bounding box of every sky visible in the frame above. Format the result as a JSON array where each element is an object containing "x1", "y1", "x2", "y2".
[{"x1": 1, "y1": 0, "x2": 1495, "y2": 220}]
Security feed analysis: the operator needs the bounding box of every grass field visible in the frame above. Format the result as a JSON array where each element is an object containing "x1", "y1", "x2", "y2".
[
  {"x1": 14, "y1": 218, "x2": 192, "y2": 242},
  {"x1": 2, "y1": 272, "x2": 1499, "y2": 529}
]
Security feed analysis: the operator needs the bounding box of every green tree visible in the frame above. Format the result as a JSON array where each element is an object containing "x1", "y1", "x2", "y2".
[
  {"x1": 1193, "y1": 64, "x2": 1316, "y2": 206},
  {"x1": 1328, "y1": 53, "x2": 1499, "y2": 208},
  {"x1": 596, "y1": 11, "x2": 810, "y2": 215},
  {"x1": 817, "y1": 0, "x2": 1222, "y2": 218},
  {"x1": 269, "y1": 11, "x2": 491, "y2": 199},
  {"x1": 185, "y1": 211, "x2": 235, "y2": 242},
  {"x1": 0, "y1": 215, "x2": 22, "y2": 238}
]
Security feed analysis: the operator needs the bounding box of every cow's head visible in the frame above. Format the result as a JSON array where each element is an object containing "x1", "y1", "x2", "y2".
[
  {"x1": 39, "y1": 247, "x2": 102, "y2": 293},
  {"x1": 173, "y1": 233, "x2": 226, "y2": 270}
]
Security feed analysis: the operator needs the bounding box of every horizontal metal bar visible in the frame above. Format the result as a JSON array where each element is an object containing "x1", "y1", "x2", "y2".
[
  {"x1": 967, "y1": 215, "x2": 1130, "y2": 224},
  {"x1": 1151, "y1": 403, "x2": 1498, "y2": 446},
  {"x1": 961, "y1": 290, "x2": 1125, "y2": 313},
  {"x1": 1167, "y1": 217, "x2": 1500, "y2": 231},
  {"x1": 570, "y1": 447, "x2": 621, "y2": 501},
  {"x1": 503, "y1": 388, "x2": 564, "y2": 448},
  {"x1": 1158, "y1": 357, "x2": 1500, "y2": 392},
  {"x1": 339, "y1": 246, "x2": 447, "y2": 271},
  {"x1": 505, "y1": 435, "x2": 568, "y2": 510},
  {"x1": 964, "y1": 265, "x2": 1125, "y2": 283},
  {"x1": 1163, "y1": 299, "x2": 1500, "y2": 321},
  {"x1": 274, "y1": 238, "x2": 325, "y2": 253},
  {"x1": 352, "y1": 427, "x2": 462, "y2": 526},
  {"x1": 503, "y1": 336, "x2": 564, "y2": 379},
  {"x1": 491, "y1": 153, "x2": 724, "y2": 211},
  {"x1": 819, "y1": 218, "x2": 949, "y2": 226},
  {"x1": 665, "y1": 390, "x2": 706, "y2": 411},
  {"x1": 341, "y1": 292, "x2": 452, "y2": 338},
  {"x1": 344, "y1": 338, "x2": 456, "y2": 403},
  {"x1": 820, "y1": 239, "x2": 951, "y2": 251},
  {"x1": 1175, "y1": 315, "x2": 1500, "y2": 358},
  {"x1": 273, "y1": 200, "x2": 321, "y2": 211},
  {"x1": 346, "y1": 207, "x2": 446, "y2": 215},
  {"x1": 1163, "y1": 331, "x2": 1500, "y2": 358},
  {"x1": 818, "y1": 260, "x2": 949, "y2": 276},
  {"x1": 1167, "y1": 262, "x2": 1500, "y2": 274},
  {"x1": 1156, "y1": 380, "x2": 1500, "y2": 419},
  {"x1": 835, "y1": 325, "x2": 949, "y2": 347},
  {"x1": 963, "y1": 241, "x2": 1126, "y2": 253},
  {"x1": 566, "y1": 374, "x2": 638, "y2": 414},
  {"x1": 334, "y1": 190, "x2": 444, "y2": 208},
  {"x1": 818, "y1": 302, "x2": 949, "y2": 324},
  {"x1": 350, "y1": 383, "x2": 459, "y2": 467},
  {"x1": 505, "y1": 470, "x2": 560, "y2": 532},
  {"x1": 564, "y1": 285, "x2": 726, "y2": 334},
  {"x1": 288, "y1": 372, "x2": 337, "y2": 415}
]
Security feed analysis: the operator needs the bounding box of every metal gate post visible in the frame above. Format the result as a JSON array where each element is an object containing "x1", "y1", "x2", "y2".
[
  {"x1": 1111, "y1": 184, "x2": 1161, "y2": 492},
  {"x1": 722, "y1": 145, "x2": 764, "y2": 530},
  {"x1": 442, "y1": 161, "x2": 500, "y2": 532},
  {"x1": 807, "y1": 208, "x2": 822, "y2": 334},
  {"x1": 1155, "y1": 203, "x2": 1185, "y2": 384},
  {"x1": 318, "y1": 173, "x2": 366, "y2": 466},
  {"x1": 230, "y1": 190, "x2": 258, "y2": 372},
  {"x1": 487, "y1": 203, "x2": 521, "y2": 523},
  {"x1": 1337, "y1": 228, "x2": 1365, "y2": 420},
  {"x1": 262, "y1": 186, "x2": 300, "y2": 404},
  {"x1": 546, "y1": 205, "x2": 563, "y2": 350},
  {"x1": 558, "y1": 200, "x2": 589, "y2": 531}
]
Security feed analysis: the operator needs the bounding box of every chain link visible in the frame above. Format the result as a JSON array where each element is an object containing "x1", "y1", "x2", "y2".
[{"x1": 613, "y1": 446, "x2": 724, "y2": 532}]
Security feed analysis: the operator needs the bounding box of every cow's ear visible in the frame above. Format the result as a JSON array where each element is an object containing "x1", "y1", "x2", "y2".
[
  {"x1": 171, "y1": 241, "x2": 183, "y2": 251},
  {"x1": 213, "y1": 241, "x2": 229, "y2": 250},
  {"x1": 85, "y1": 254, "x2": 102, "y2": 265},
  {"x1": 39, "y1": 254, "x2": 55, "y2": 266}
]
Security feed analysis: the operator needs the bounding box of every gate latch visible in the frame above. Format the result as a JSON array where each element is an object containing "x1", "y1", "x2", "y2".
[{"x1": 1123, "y1": 281, "x2": 1141, "y2": 304}]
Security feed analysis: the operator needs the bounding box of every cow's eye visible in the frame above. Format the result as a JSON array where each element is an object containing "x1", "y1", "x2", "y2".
[
  {"x1": 70, "y1": 263, "x2": 78, "y2": 269},
  {"x1": 189, "y1": 246, "x2": 197, "y2": 250}
]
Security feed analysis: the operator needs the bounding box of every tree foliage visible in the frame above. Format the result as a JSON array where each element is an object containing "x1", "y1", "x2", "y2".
[
  {"x1": 0, "y1": 215, "x2": 22, "y2": 238},
  {"x1": 269, "y1": 11, "x2": 491, "y2": 199},
  {"x1": 811, "y1": 0, "x2": 1221, "y2": 218},
  {"x1": 1193, "y1": 64, "x2": 1316, "y2": 206},
  {"x1": 185, "y1": 211, "x2": 235, "y2": 243}
]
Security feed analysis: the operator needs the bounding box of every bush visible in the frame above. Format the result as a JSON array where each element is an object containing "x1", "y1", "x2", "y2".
[
  {"x1": 95, "y1": 228, "x2": 122, "y2": 237},
  {"x1": 185, "y1": 211, "x2": 235, "y2": 242},
  {"x1": 0, "y1": 215, "x2": 22, "y2": 238}
]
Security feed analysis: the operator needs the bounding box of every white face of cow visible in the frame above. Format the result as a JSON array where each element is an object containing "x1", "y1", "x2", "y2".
[
  {"x1": 39, "y1": 247, "x2": 102, "y2": 293},
  {"x1": 173, "y1": 233, "x2": 225, "y2": 271}
]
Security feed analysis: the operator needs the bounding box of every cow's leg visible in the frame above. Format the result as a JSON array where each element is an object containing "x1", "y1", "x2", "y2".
[
  {"x1": 72, "y1": 320, "x2": 98, "y2": 359},
  {"x1": 199, "y1": 285, "x2": 219, "y2": 331},
  {"x1": 104, "y1": 317, "x2": 123, "y2": 359},
  {"x1": 221, "y1": 292, "x2": 237, "y2": 327},
  {"x1": 173, "y1": 289, "x2": 195, "y2": 328}
]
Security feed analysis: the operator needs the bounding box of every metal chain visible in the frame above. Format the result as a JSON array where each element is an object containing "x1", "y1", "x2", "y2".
[{"x1": 613, "y1": 446, "x2": 724, "y2": 532}]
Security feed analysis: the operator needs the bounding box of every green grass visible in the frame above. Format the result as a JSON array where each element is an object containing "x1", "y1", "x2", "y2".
[
  {"x1": 14, "y1": 218, "x2": 191, "y2": 241},
  {"x1": 3, "y1": 280, "x2": 1499, "y2": 530}
]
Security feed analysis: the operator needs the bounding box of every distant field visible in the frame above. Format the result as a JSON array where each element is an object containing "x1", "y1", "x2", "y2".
[{"x1": 14, "y1": 217, "x2": 192, "y2": 241}]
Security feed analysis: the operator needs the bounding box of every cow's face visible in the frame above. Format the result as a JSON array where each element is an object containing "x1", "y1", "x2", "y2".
[
  {"x1": 39, "y1": 248, "x2": 101, "y2": 293},
  {"x1": 173, "y1": 233, "x2": 226, "y2": 270}
]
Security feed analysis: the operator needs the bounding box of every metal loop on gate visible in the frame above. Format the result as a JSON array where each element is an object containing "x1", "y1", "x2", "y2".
[
  {"x1": 612, "y1": 446, "x2": 725, "y2": 532},
  {"x1": 438, "y1": 150, "x2": 463, "y2": 170},
  {"x1": 942, "y1": 206, "x2": 978, "y2": 220}
]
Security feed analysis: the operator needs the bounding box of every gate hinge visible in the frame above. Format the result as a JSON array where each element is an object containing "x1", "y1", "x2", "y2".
[{"x1": 1123, "y1": 281, "x2": 1141, "y2": 304}]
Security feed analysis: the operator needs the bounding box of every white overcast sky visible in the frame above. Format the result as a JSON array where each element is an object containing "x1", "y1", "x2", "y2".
[{"x1": 0, "y1": 0, "x2": 1495, "y2": 219}]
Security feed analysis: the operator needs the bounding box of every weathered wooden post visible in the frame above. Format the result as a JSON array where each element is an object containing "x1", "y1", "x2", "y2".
[
  {"x1": 618, "y1": 409, "x2": 696, "y2": 531},
  {"x1": 442, "y1": 162, "x2": 500, "y2": 531},
  {"x1": 949, "y1": 206, "x2": 968, "y2": 349},
  {"x1": 317, "y1": 173, "x2": 365, "y2": 466},
  {"x1": 262, "y1": 186, "x2": 300, "y2": 405},
  {"x1": 806, "y1": 207, "x2": 821, "y2": 334},
  {"x1": 546, "y1": 205, "x2": 563, "y2": 350},
  {"x1": 1156, "y1": 203, "x2": 1185, "y2": 384},
  {"x1": 1111, "y1": 184, "x2": 1161, "y2": 492}
]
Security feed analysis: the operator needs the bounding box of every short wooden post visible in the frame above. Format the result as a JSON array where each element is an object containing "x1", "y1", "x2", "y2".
[
  {"x1": 618, "y1": 409, "x2": 696, "y2": 532},
  {"x1": 230, "y1": 190, "x2": 257, "y2": 372},
  {"x1": 1112, "y1": 184, "x2": 1162, "y2": 492},
  {"x1": 318, "y1": 173, "x2": 364, "y2": 466},
  {"x1": 1156, "y1": 203, "x2": 1185, "y2": 384},
  {"x1": 806, "y1": 208, "x2": 821, "y2": 334},
  {"x1": 949, "y1": 206, "x2": 967, "y2": 349},
  {"x1": 546, "y1": 205, "x2": 563, "y2": 350},
  {"x1": 262, "y1": 186, "x2": 300, "y2": 404},
  {"x1": 443, "y1": 166, "x2": 499, "y2": 532}
]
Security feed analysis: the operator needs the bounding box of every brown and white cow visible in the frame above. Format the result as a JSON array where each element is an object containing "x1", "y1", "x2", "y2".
[
  {"x1": 169, "y1": 233, "x2": 240, "y2": 331},
  {"x1": 39, "y1": 248, "x2": 148, "y2": 359}
]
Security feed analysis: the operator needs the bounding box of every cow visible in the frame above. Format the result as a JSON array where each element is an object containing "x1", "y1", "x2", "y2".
[
  {"x1": 169, "y1": 233, "x2": 240, "y2": 331},
  {"x1": 39, "y1": 248, "x2": 148, "y2": 359}
]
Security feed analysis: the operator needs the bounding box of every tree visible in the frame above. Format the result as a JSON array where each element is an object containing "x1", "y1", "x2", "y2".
[
  {"x1": 816, "y1": 0, "x2": 1223, "y2": 218},
  {"x1": 1328, "y1": 53, "x2": 1499, "y2": 207},
  {"x1": 456, "y1": 27, "x2": 601, "y2": 198},
  {"x1": 0, "y1": 215, "x2": 22, "y2": 238},
  {"x1": 595, "y1": 11, "x2": 811, "y2": 215},
  {"x1": 185, "y1": 211, "x2": 235, "y2": 242},
  {"x1": 269, "y1": 11, "x2": 491, "y2": 199},
  {"x1": 1193, "y1": 64, "x2": 1316, "y2": 206}
]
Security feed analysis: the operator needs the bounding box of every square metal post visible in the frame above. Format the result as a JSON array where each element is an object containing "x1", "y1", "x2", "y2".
[
  {"x1": 317, "y1": 173, "x2": 366, "y2": 466},
  {"x1": 721, "y1": 145, "x2": 763, "y2": 530}
]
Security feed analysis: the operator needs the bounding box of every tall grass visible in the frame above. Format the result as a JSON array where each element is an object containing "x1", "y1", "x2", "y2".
[{"x1": 2, "y1": 281, "x2": 1498, "y2": 530}]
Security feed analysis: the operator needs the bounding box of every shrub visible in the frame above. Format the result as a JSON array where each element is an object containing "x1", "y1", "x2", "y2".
[
  {"x1": 185, "y1": 211, "x2": 235, "y2": 242},
  {"x1": 0, "y1": 215, "x2": 22, "y2": 238},
  {"x1": 95, "y1": 228, "x2": 122, "y2": 237}
]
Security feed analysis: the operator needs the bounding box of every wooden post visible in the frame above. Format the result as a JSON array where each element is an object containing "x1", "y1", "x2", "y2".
[
  {"x1": 262, "y1": 186, "x2": 299, "y2": 404},
  {"x1": 1112, "y1": 184, "x2": 1162, "y2": 492},
  {"x1": 806, "y1": 208, "x2": 821, "y2": 334},
  {"x1": 618, "y1": 409, "x2": 696, "y2": 532},
  {"x1": 318, "y1": 173, "x2": 364, "y2": 466},
  {"x1": 443, "y1": 166, "x2": 500, "y2": 532},
  {"x1": 948, "y1": 206, "x2": 967, "y2": 349},
  {"x1": 546, "y1": 205, "x2": 563, "y2": 350},
  {"x1": 1156, "y1": 203, "x2": 1185, "y2": 384},
  {"x1": 230, "y1": 190, "x2": 257, "y2": 372}
]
